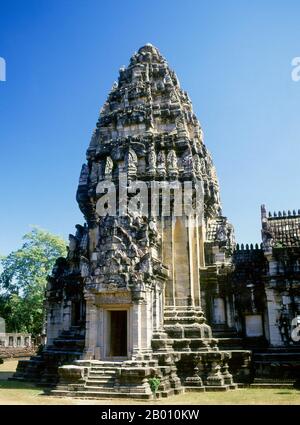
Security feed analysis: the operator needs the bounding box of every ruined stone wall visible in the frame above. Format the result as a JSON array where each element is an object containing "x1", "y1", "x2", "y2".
[{"x1": 0, "y1": 346, "x2": 37, "y2": 359}]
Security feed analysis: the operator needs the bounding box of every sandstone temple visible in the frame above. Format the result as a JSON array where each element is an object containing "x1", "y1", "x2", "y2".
[{"x1": 14, "y1": 44, "x2": 300, "y2": 398}]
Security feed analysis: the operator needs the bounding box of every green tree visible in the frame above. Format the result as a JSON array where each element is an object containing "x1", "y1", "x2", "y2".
[{"x1": 0, "y1": 227, "x2": 67, "y2": 337}]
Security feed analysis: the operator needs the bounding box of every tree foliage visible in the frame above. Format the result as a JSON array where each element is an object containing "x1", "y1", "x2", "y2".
[{"x1": 0, "y1": 227, "x2": 67, "y2": 337}]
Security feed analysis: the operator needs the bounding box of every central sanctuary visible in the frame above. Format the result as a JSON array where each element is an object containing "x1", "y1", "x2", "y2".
[{"x1": 14, "y1": 44, "x2": 253, "y2": 398}]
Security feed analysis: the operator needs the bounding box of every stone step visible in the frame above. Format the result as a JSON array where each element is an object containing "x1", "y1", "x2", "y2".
[
  {"x1": 85, "y1": 384, "x2": 115, "y2": 390},
  {"x1": 50, "y1": 390, "x2": 153, "y2": 399},
  {"x1": 44, "y1": 349, "x2": 83, "y2": 355},
  {"x1": 89, "y1": 371, "x2": 118, "y2": 375},
  {"x1": 83, "y1": 388, "x2": 116, "y2": 394},
  {"x1": 90, "y1": 366, "x2": 118, "y2": 371},
  {"x1": 88, "y1": 376, "x2": 116, "y2": 381},
  {"x1": 62, "y1": 326, "x2": 83, "y2": 332},
  {"x1": 29, "y1": 355, "x2": 43, "y2": 361},
  {"x1": 254, "y1": 378, "x2": 296, "y2": 383},
  {"x1": 17, "y1": 360, "x2": 33, "y2": 368},
  {"x1": 58, "y1": 333, "x2": 84, "y2": 340},
  {"x1": 9, "y1": 376, "x2": 26, "y2": 381},
  {"x1": 86, "y1": 376, "x2": 115, "y2": 381},
  {"x1": 59, "y1": 333, "x2": 83, "y2": 338},
  {"x1": 52, "y1": 340, "x2": 85, "y2": 348},
  {"x1": 86, "y1": 378, "x2": 115, "y2": 385},
  {"x1": 90, "y1": 362, "x2": 123, "y2": 367},
  {"x1": 89, "y1": 368, "x2": 117, "y2": 372},
  {"x1": 54, "y1": 336, "x2": 85, "y2": 341},
  {"x1": 250, "y1": 383, "x2": 295, "y2": 389},
  {"x1": 253, "y1": 360, "x2": 300, "y2": 365},
  {"x1": 254, "y1": 353, "x2": 300, "y2": 360},
  {"x1": 254, "y1": 347, "x2": 300, "y2": 353},
  {"x1": 216, "y1": 338, "x2": 243, "y2": 349},
  {"x1": 89, "y1": 373, "x2": 117, "y2": 379},
  {"x1": 48, "y1": 343, "x2": 84, "y2": 349},
  {"x1": 90, "y1": 367, "x2": 117, "y2": 374}
]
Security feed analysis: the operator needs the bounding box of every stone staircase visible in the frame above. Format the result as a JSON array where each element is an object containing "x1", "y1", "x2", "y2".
[
  {"x1": 212, "y1": 327, "x2": 241, "y2": 347},
  {"x1": 12, "y1": 326, "x2": 85, "y2": 386},
  {"x1": 217, "y1": 338, "x2": 243, "y2": 350},
  {"x1": 12, "y1": 354, "x2": 45, "y2": 383},
  {"x1": 250, "y1": 378, "x2": 296, "y2": 389},
  {"x1": 82, "y1": 362, "x2": 120, "y2": 394},
  {"x1": 51, "y1": 362, "x2": 130, "y2": 399},
  {"x1": 50, "y1": 357, "x2": 184, "y2": 400},
  {"x1": 250, "y1": 347, "x2": 300, "y2": 388},
  {"x1": 46, "y1": 327, "x2": 85, "y2": 356}
]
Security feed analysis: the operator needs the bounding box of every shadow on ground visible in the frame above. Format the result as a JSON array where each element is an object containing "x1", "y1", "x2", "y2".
[
  {"x1": 0, "y1": 371, "x2": 14, "y2": 381},
  {"x1": 0, "y1": 378, "x2": 41, "y2": 391}
]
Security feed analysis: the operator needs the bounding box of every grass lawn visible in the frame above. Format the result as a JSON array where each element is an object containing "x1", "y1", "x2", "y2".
[{"x1": 0, "y1": 359, "x2": 299, "y2": 405}]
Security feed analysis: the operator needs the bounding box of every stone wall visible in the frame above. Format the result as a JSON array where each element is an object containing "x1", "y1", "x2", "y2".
[
  {"x1": 0, "y1": 346, "x2": 37, "y2": 359},
  {"x1": 0, "y1": 333, "x2": 32, "y2": 348}
]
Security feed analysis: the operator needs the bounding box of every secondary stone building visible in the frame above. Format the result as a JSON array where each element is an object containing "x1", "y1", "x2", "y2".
[
  {"x1": 202, "y1": 206, "x2": 300, "y2": 382},
  {"x1": 0, "y1": 333, "x2": 32, "y2": 348},
  {"x1": 204, "y1": 206, "x2": 300, "y2": 346},
  {"x1": 14, "y1": 44, "x2": 299, "y2": 397}
]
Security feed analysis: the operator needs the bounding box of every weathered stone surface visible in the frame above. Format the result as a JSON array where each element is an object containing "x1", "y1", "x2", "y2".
[
  {"x1": 58, "y1": 365, "x2": 86, "y2": 383},
  {"x1": 13, "y1": 44, "x2": 263, "y2": 397}
]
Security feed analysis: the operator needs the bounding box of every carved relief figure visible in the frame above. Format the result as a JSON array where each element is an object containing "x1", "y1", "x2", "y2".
[
  {"x1": 125, "y1": 148, "x2": 138, "y2": 179},
  {"x1": 147, "y1": 148, "x2": 156, "y2": 174},
  {"x1": 157, "y1": 151, "x2": 166, "y2": 177},
  {"x1": 105, "y1": 156, "x2": 114, "y2": 176},
  {"x1": 193, "y1": 154, "x2": 202, "y2": 177},
  {"x1": 167, "y1": 150, "x2": 178, "y2": 171},
  {"x1": 181, "y1": 152, "x2": 193, "y2": 176}
]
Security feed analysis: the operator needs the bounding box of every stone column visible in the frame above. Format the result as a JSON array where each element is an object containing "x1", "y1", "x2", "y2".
[
  {"x1": 46, "y1": 301, "x2": 63, "y2": 346},
  {"x1": 145, "y1": 291, "x2": 153, "y2": 349},
  {"x1": 226, "y1": 295, "x2": 233, "y2": 328},
  {"x1": 140, "y1": 299, "x2": 151, "y2": 352},
  {"x1": 132, "y1": 301, "x2": 142, "y2": 355},
  {"x1": 62, "y1": 300, "x2": 72, "y2": 331},
  {"x1": 159, "y1": 288, "x2": 164, "y2": 329},
  {"x1": 188, "y1": 216, "x2": 202, "y2": 308},
  {"x1": 97, "y1": 308, "x2": 104, "y2": 359},
  {"x1": 164, "y1": 215, "x2": 204, "y2": 310},
  {"x1": 265, "y1": 286, "x2": 282, "y2": 346},
  {"x1": 162, "y1": 216, "x2": 175, "y2": 307},
  {"x1": 173, "y1": 216, "x2": 190, "y2": 305},
  {"x1": 83, "y1": 293, "x2": 98, "y2": 359}
]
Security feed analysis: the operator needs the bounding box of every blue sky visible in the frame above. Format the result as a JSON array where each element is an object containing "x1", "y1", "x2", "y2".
[{"x1": 0, "y1": 0, "x2": 300, "y2": 254}]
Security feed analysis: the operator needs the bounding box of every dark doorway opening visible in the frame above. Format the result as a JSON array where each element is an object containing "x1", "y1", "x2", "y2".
[
  {"x1": 110, "y1": 310, "x2": 127, "y2": 357},
  {"x1": 71, "y1": 301, "x2": 81, "y2": 326}
]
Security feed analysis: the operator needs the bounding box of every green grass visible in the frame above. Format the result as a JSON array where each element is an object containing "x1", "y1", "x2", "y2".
[{"x1": 0, "y1": 359, "x2": 299, "y2": 405}]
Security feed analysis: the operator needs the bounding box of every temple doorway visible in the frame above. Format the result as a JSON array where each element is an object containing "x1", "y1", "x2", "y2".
[
  {"x1": 71, "y1": 301, "x2": 81, "y2": 326},
  {"x1": 109, "y1": 310, "x2": 127, "y2": 357}
]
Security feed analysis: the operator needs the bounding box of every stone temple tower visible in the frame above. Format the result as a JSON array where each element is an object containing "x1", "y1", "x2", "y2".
[
  {"x1": 15, "y1": 44, "x2": 250, "y2": 398},
  {"x1": 77, "y1": 43, "x2": 224, "y2": 358}
]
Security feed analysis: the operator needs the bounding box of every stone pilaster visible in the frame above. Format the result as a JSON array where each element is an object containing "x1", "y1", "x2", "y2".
[
  {"x1": 83, "y1": 293, "x2": 98, "y2": 359},
  {"x1": 265, "y1": 286, "x2": 282, "y2": 346}
]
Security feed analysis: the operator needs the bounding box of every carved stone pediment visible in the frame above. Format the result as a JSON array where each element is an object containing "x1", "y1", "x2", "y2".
[{"x1": 96, "y1": 291, "x2": 132, "y2": 305}]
